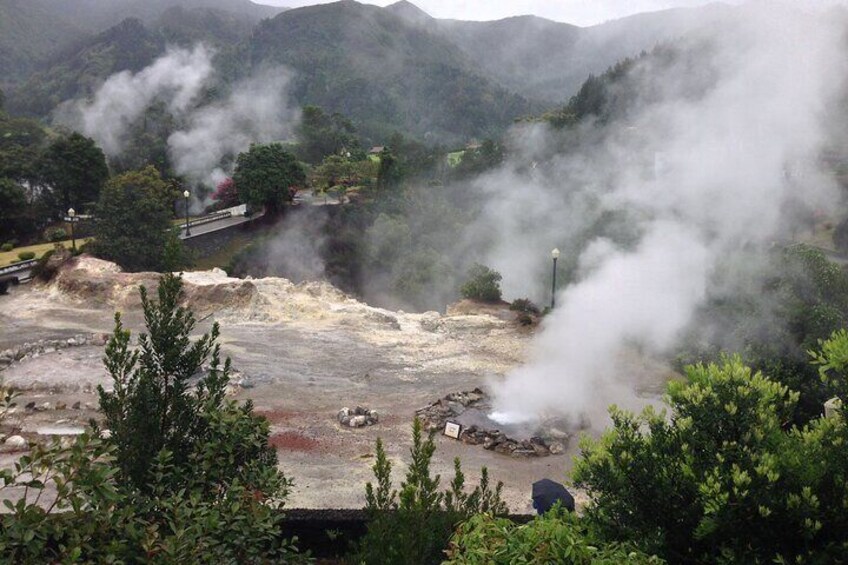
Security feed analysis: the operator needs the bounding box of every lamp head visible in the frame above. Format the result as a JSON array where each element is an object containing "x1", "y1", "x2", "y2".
[
  {"x1": 183, "y1": 190, "x2": 190, "y2": 199},
  {"x1": 68, "y1": 208, "x2": 75, "y2": 217},
  {"x1": 551, "y1": 248, "x2": 560, "y2": 260}
]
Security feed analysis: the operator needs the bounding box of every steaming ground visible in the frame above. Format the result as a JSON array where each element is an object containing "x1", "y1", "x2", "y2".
[{"x1": 0, "y1": 259, "x2": 674, "y2": 511}]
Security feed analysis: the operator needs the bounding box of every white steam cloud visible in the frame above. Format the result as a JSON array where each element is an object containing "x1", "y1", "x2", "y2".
[
  {"x1": 61, "y1": 45, "x2": 298, "y2": 187},
  {"x1": 168, "y1": 68, "x2": 300, "y2": 186},
  {"x1": 484, "y1": 5, "x2": 847, "y2": 426}
]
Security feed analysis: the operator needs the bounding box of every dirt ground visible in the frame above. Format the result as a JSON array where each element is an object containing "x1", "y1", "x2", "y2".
[{"x1": 0, "y1": 259, "x2": 674, "y2": 512}]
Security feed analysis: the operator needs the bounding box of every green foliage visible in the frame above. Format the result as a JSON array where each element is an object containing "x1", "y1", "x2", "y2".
[
  {"x1": 573, "y1": 352, "x2": 848, "y2": 563},
  {"x1": 510, "y1": 298, "x2": 540, "y2": 315},
  {"x1": 355, "y1": 418, "x2": 507, "y2": 565},
  {"x1": 0, "y1": 243, "x2": 12, "y2": 252},
  {"x1": 90, "y1": 166, "x2": 184, "y2": 272},
  {"x1": 0, "y1": 276, "x2": 307, "y2": 562},
  {"x1": 99, "y1": 273, "x2": 284, "y2": 497},
  {"x1": 39, "y1": 132, "x2": 109, "y2": 214},
  {"x1": 376, "y1": 148, "x2": 404, "y2": 192},
  {"x1": 680, "y1": 244, "x2": 848, "y2": 423},
  {"x1": 0, "y1": 178, "x2": 29, "y2": 242},
  {"x1": 460, "y1": 263, "x2": 502, "y2": 303},
  {"x1": 233, "y1": 143, "x2": 306, "y2": 214},
  {"x1": 296, "y1": 105, "x2": 362, "y2": 164},
  {"x1": 445, "y1": 508, "x2": 663, "y2": 564},
  {"x1": 16, "y1": 251, "x2": 35, "y2": 261}
]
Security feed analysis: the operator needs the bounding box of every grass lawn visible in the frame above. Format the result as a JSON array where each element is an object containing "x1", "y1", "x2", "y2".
[
  {"x1": 447, "y1": 150, "x2": 465, "y2": 167},
  {"x1": 0, "y1": 238, "x2": 93, "y2": 266}
]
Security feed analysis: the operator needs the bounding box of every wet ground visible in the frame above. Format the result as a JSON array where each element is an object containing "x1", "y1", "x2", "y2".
[{"x1": 0, "y1": 272, "x2": 674, "y2": 512}]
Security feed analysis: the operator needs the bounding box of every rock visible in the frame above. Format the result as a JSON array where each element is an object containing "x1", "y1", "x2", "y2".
[
  {"x1": 67, "y1": 338, "x2": 78, "y2": 346},
  {"x1": 38, "y1": 402, "x2": 51, "y2": 411},
  {"x1": 349, "y1": 415, "x2": 367, "y2": 427},
  {"x1": 25, "y1": 402, "x2": 36, "y2": 411},
  {"x1": 549, "y1": 442, "x2": 564, "y2": 455},
  {"x1": 72, "y1": 401, "x2": 81, "y2": 410},
  {"x1": 419, "y1": 312, "x2": 442, "y2": 332},
  {"x1": 55, "y1": 402, "x2": 67, "y2": 410},
  {"x1": 5, "y1": 435, "x2": 27, "y2": 448},
  {"x1": 337, "y1": 407, "x2": 351, "y2": 422},
  {"x1": 368, "y1": 410, "x2": 379, "y2": 423}
]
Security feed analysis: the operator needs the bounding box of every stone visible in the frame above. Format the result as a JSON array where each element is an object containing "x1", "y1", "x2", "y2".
[
  {"x1": 38, "y1": 402, "x2": 51, "y2": 411},
  {"x1": 55, "y1": 402, "x2": 67, "y2": 410},
  {"x1": 5, "y1": 435, "x2": 27, "y2": 448},
  {"x1": 349, "y1": 415, "x2": 367, "y2": 427},
  {"x1": 337, "y1": 408, "x2": 351, "y2": 422},
  {"x1": 25, "y1": 402, "x2": 35, "y2": 411},
  {"x1": 368, "y1": 410, "x2": 379, "y2": 423},
  {"x1": 549, "y1": 442, "x2": 564, "y2": 455},
  {"x1": 72, "y1": 401, "x2": 81, "y2": 410}
]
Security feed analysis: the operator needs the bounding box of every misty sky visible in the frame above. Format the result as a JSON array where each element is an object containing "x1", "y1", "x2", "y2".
[{"x1": 255, "y1": 0, "x2": 734, "y2": 26}]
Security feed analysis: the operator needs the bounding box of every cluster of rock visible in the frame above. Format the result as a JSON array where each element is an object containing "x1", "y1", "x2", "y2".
[
  {"x1": 459, "y1": 427, "x2": 563, "y2": 457},
  {"x1": 0, "y1": 334, "x2": 109, "y2": 371},
  {"x1": 416, "y1": 388, "x2": 487, "y2": 431},
  {"x1": 22, "y1": 400, "x2": 90, "y2": 412},
  {"x1": 337, "y1": 406, "x2": 379, "y2": 428},
  {"x1": 416, "y1": 388, "x2": 564, "y2": 458}
]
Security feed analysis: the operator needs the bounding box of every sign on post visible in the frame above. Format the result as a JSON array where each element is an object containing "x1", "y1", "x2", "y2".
[{"x1": 444, "y1": 422, "x2": 461, "y2": 439}]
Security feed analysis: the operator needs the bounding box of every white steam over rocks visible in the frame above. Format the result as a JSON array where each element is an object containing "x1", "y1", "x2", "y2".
[
  {"x1": 487, "y1": 6, "x2": 847, "y2": 426},
  {"x1": 58, "y1": 45, "x2": 299, "y2": 189}
]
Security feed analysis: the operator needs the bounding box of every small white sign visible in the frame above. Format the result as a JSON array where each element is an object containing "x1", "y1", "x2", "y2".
[{"x1": 444, "y1": 422, "x2": 461, "y2": 439}]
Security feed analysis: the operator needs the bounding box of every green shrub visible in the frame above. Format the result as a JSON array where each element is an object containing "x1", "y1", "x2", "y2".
[
  {"x1": 510, "y1": 298, "x2": 540, "y2": 314},
  {"x1": 460, "y1": 264, "x2": 502, "y2": 303},
  {"x1": 354, "y1": 418, "x2": 507, "y2": 565},
  {"x1": 445, "y1": 508, "x2": 663, "y2": 564},
  {"x1": 0, "y1": 243, "x2": 12, "y2": 252},
  {"x1": 45, "y1": 227, "x2": 67, "y2": 242},
  {"x1": 16, "y1": 251, "x2": 35, "y2": 261}
]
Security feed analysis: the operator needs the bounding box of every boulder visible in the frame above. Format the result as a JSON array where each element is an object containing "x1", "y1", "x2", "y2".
[{"x1": 4, "y1": 435, "x2": 27, "y2": 448}]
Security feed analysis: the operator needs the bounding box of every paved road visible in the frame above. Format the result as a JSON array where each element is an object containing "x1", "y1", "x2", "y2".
[{"x1": 177, "y1": 211, "x2": 264, "y2": 239}]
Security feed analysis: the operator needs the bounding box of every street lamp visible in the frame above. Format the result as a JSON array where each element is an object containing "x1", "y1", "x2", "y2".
[
  {"x1": 183, "y1": 190, "x2": 191, "y2": 236},
  {"x1": 67, "y1": 208, "x2": 76, "y2": 252},
  {"x1": 550, "y1": 248, "x2": 560, "y2": 309}
]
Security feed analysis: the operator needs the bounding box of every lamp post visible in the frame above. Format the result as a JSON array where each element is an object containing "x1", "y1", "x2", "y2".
[
  {"x1": 67, "y1": 208, "x2": 76, "y2": 252},
  {"x1": 183, "y1": 190, "x2": 191, "y2": 236},
  {"x1": 550, "y1": 248, "x2": 560, "y2": 310}
]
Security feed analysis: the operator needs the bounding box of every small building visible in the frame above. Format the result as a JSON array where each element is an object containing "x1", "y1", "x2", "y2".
[{"x1": 368, "y1": 146, "x2": 385, "y2": 155}]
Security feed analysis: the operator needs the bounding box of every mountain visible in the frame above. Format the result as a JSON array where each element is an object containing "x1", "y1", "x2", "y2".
[
  {"x1": 0, "y1": 0, "x2": 85, "y2": 83},
  {"x1": 34, "y1": 0, "x2": 285, "y2": 32},
  {"x1": 394, "y1": 1, "x2": 734, "y2": 104},
  {"x1": 247, "y1": 1, "x2": 534, "y2": 143}
]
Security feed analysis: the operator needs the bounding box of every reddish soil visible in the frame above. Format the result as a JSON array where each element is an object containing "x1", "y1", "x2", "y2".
[{"x1": 270, "y1": 431, "x2": 320, "y2": 452}]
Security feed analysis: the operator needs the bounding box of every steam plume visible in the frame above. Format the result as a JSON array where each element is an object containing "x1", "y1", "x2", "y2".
[{"x1": 485, "y1": 5, "x2": 846, "y2": 426}]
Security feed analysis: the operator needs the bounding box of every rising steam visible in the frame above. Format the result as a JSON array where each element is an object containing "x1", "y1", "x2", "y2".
[
  {"x1": 486, "y1": 5, "x2": 847, "y2": 426},
  {"x1": 59, "y1": 45, "x2": 298, "y2": 188}
]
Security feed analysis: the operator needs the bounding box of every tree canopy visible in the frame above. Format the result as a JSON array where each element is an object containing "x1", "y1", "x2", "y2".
[
  {"x1": 40, "y1": 132, "x2": 109, "y2": 214},
  {"x1": 90, "y1": 166, "x2": 183, "y2": 272},
  {"x1": 233, "y1": 143, "x2": 305, "y2": 214}
]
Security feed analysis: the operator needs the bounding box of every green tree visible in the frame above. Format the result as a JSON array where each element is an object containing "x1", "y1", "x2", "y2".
[
  {"x1": 460, "y1": 263, "x2": 502, "y2": 303},
  {"x1": 90, "y1": 166, "x2": 184, "y2": 272},
  {"x1": 233, "y1": 143, "x2": 306, "y2": 214},
  {"x1": 355, "y1": 418, "x2": 507, "y2": 565},
  {"x1": 573, "y1": 352, "x2": 848, "y2": 563},
  {"x1": 0, "y1": 178, "x2": 28, "y2": 242},
  {"x1": 296, "y1": 105, "x2": 361, "y2": 164},
  {"x1": 1, "y1": 277, "x2": 306, "y2": 563},
  {"x1": 376, "y1": 147, "x2": 404, "y2": 192},
  {"x1": 39, "y1": 132, "x2": 109, "y2": 214}
]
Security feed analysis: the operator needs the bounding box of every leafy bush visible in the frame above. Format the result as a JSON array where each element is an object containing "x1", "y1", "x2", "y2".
[
  {"x1": 16, "y1": 251, "x2": 35, "y2": 261},
  {"x1": 573, "y1": 350, "x2": 848, "y2": 563},
  {"x1": 354, "y1": 418, "x2": 507, "y2": 564},
  {"x1": 45, "y1": 227, "x2": 67, "y2": 242},
  {"x1": 0, "y1": 274, "x2": 308, "y2": 563},
  {"x1": 0, "y1": 243, "x2": 12, "y2": 252},
  {"x1": 509, "y1": 298, "x2": 540, "y2": 314},
  {"x1": 460, "y1": 264, "x2": 502, "y2": 303},
  {"x1": 445, "y1": 508, "x2": 663, "y2": 564}
]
